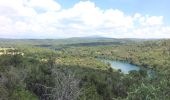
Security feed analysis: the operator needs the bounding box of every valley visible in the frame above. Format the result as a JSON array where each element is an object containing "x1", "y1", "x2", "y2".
[{"x1": 0, "y1": 38, "x2": 170, "y2": 100}]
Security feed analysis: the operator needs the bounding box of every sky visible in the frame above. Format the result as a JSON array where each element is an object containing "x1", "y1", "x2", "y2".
[{"x1": 0, "y1": 0, "x2": 170, "y2": 39}]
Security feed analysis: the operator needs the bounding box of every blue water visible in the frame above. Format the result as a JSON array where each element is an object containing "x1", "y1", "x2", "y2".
[{"x1": 100, "y1": 59, "x2": 140, "y2": 74}]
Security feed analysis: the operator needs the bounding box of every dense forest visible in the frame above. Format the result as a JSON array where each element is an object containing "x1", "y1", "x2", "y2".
[{"x1": 0, "y1": 38, "x2": 170, "y2": 100}]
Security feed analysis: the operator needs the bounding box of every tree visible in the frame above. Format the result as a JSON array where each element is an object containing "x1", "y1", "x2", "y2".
[
  {"x1": 36, "y1": 68, "x2": 80, "y2": 100},
  {"x1": 10, "y1": 54, "x2": 23, "y2": 67}
]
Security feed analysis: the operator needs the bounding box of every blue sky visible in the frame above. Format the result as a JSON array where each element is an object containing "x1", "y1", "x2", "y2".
[{"x1": 0, "y1": 0, "x2": 170, "y2": 38}]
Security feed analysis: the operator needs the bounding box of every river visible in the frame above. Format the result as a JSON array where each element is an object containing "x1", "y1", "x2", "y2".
[
  {"x1": 99, "y1": 59, "x2": 140, "y2": 74},
  {"x1": 99, "y1": 58, "x2": 156, "y2": 77}
]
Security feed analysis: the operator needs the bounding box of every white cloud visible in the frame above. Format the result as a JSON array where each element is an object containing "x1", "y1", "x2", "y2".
[
  {"x1": 0, "y1": 0, "x2": 37, "y2": 17},
  {"x1": 103, "y1": 9, "x2": 133, "y2": 28},
  {"x1": 140, "y1": 16, "x2": 163, "y2": 26},
  {"x1": 130, "y1": 26, "x2": 170, "y2": 38},
  {"x1": 145, "y1": 16, "x2": 163, "y2": 26},
  {"x1": 0, "y1": 0, "x2": 169, "y2": 38}
]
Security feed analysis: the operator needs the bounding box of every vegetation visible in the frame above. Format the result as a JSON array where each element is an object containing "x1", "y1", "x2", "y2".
[{"x1": 0, "y1": 38, "x2": 170, "y2": 100}]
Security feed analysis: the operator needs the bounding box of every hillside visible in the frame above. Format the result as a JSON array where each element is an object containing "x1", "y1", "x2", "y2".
[{"x1": 0, "y1": 38, "x2": 169, "y2": 100}]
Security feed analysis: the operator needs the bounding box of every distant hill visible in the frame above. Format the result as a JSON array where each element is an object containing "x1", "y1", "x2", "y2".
[{"x1": 0, "y1": 37, "x2": 164, "y2": 48}]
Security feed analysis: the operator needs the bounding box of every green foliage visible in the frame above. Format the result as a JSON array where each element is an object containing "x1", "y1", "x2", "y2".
[
  {"x1": 79, "y1": 84, "x2": 102, "y2": 100},
  {"x1": 0, "y1": 39, "x2": 170, "y2": 100},
  {"x1": 0, "y1": 85, "x2": 9, "y2": 100},
  {"x1": 11, "y1": 87, "x2": 38, "y2": 100}
]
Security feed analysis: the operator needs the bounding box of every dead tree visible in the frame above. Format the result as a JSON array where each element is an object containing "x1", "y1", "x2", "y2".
[{"x1": 36, "y1": 68, "x2": 80, "y2": 100}]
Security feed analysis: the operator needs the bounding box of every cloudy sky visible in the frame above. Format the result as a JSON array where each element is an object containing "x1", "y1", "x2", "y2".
[{"x1": 0, "y1": 0, "x2": 170, "y2": 39}]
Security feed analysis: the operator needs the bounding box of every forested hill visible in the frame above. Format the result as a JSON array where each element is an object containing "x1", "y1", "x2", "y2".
[
  {"x1": 0, "y1": 37, "x2": 144, "y2": 47},
  {"x1": 0, "y1": 38, "x2": 169, "y2": 100}
]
